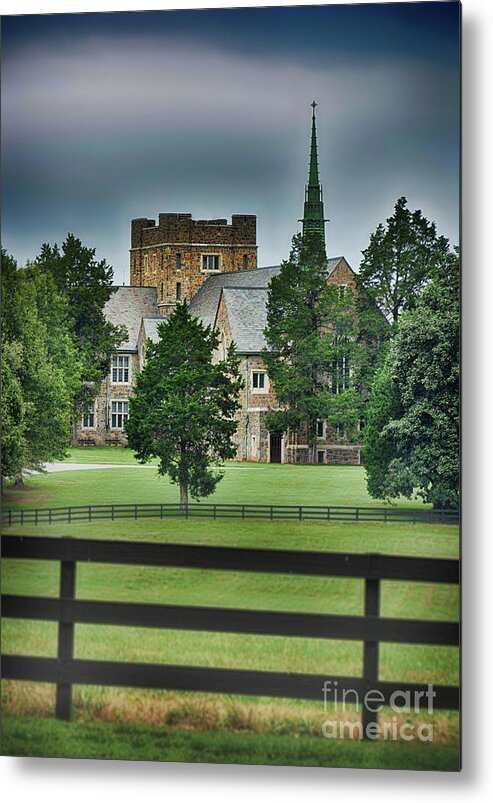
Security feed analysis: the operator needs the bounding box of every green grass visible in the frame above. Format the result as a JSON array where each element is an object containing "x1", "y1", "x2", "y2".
[
  {"x1": 3, "y1": 452, "x2": 432, "y2": 510},
  {"x1": 1, "y1": 456, "x2": 460, "y2": 769},
  {"x1": 0, "y1": 716, "x2": 460, "y2": 770}
]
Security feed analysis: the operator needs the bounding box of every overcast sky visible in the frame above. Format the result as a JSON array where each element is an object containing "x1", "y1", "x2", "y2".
[{"x1": 1, "y1": 2, "x2": 460, "y2": 285}]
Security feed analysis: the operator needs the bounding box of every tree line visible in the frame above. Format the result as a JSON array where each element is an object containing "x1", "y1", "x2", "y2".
[{"x1": 1, "y1": 235, "x2": 125, "y2": 487}]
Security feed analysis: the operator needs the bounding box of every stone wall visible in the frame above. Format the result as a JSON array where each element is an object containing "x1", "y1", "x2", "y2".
[{"x1": 73, "y1": 352, "x2": 138, "y2": 447}]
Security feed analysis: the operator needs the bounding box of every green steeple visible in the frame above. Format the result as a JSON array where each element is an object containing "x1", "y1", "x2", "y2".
[{"x1": 301, "y1": 101, "x2": 327, "y2": 251}]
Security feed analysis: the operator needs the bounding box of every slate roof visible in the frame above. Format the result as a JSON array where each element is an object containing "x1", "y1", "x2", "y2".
[
  {"x1": 189, "y1": 265, "x2": 281, "y2": 329},
  {"x1": 189, "y1": 258, "x2": 344, "y2": 331},
  {"x1": 193, "y1": 257, "x2": 346, "y2": 354},
  {"x1": 104, "y1": 286, "x2": 159, "y2": 351},
  {"x1": 105, "y1": 257, "x2": 348, "y2": 356},
  {"x1": 219, "y1": 287, "x2": 270, "y2": 354},
  {"x1": 140, "y1": 316, "x2": 164, "y2": 344}
]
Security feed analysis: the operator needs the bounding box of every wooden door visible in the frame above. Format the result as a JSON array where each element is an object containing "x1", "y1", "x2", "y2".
[{"x1": 269, "y1": 433, "x2": 282, "y2": 463}]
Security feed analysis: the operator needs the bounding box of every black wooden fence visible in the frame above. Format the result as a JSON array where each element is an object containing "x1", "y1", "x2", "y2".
[
  {"x1": 1, "y1": 502, "x2": 459, "y2": 527},
  {"x1": 1, "y1": 535, "x2": 460, "y2": 737}
]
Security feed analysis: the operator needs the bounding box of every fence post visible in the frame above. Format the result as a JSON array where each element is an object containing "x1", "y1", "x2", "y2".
[
  {"x1": 68, "y1": 507, "x2": 72, "y2": 524},
  {"x1": 55, "y1": 553, "x2": 77, "y2": 721},
  {"x1": 9, "y1": 509, "x2": 12, "y2": 527},
  {"x1": 89, "y1": 506, "x2": 92, "y2": 522},
  {"x1": 362, "y1": 572, "x2": 381, "y2": 739},
  {"x1": 112, "y1": 504, "x2": 115, "y2": 521},
  {"x1": 35, "y1": 509, "x2": 38, "y2": 526}
]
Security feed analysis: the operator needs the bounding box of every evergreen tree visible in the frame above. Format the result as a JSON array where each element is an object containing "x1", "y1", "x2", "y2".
[
  {"x1": 262, "y1": 232, "x2": 366, "y2": 459},
  {"x1": 125, "y1": 303, "x2": 242, "y2": 508},
  {"x1": 363, "y1": 249, "x2": 459, "y2": 508},
  {"x1": 357, "y1": 196, "x2": 451, "y2": 324}
]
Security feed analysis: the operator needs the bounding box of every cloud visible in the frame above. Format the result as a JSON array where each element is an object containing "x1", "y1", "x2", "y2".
[{"x1": 2, "y1": 34, "x2": 459, "y2": 283}]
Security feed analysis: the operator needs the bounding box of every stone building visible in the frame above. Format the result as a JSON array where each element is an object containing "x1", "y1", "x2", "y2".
[
  {"x1": 130, "y1": 213, "x2": 257, "y2": 314},
  {"x1": 74, "y1": 103, "x2": 364, "y2": 463},
  {"x1": 189, "y1": 257, "x2": 361, "y2": 465},
  {"x1": 74, "y1": 286, "x2": 160, "y2": 446}
]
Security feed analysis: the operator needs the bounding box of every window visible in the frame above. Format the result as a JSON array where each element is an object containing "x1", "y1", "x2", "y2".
[
  {"x1": 161, "y1": 282, "x2": 164, "y2": 299},
  {"x1": 82, "y1": 401, "x2": 95, "y2": 428},
  {"x1": 317, "y1": 419, "x2": 325, "y2": 438},
  {"x1": 252, "y1": 371, "x2": 267, "y2": 391},
  {"x1": 176, "y1": 282, "x2": 181, "y2": 300},
  {"x1": 330, "y1": 338, "x2": 350, "y2": 394},
  {"x1": 202, "y1": 254, "x2": 220, "y2": 272},
  {"x1": 317, "y1": 450, "x2": 325, "y2": 464},
  {"x1": 176, "y1": 253, "x2": 181, "y2": 270},
  {"x1": 243, "y1": 254, "x2": 248, "y2": 270},
  {"x1": 112, "y1": 355, "x2": 129, "y2": 383},
  {"x1": 111, "y1": 400, "x2": 128, "y2": 429}
]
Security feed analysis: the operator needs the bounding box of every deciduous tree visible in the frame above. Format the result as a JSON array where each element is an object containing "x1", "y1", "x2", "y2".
[
  {"x1": 363, "y1": 249, "x2": 459, "y2": 509},
  {"x1": 34, "y1": 234, "x2": 126, "y2": 415},
  {"x1": 357, "y1": 196, "x2": 451, "y2": 324}
]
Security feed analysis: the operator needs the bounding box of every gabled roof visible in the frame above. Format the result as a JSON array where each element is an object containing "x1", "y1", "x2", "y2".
[
  {"x1": 140, "y1": 316, "x2": 164, "y2": 344},
  {"x1": 189, "y1": 265, "x2": 281, "y2": 329},
  {"x1": 217, "y1": 287, "x2": 271, "y2": 354},
  {"x1": 191, "y1": 258, "x2": 347, "y2": 351},
  {"x1": 104, "y1": 286, "x2": 159, "y2": 351}
]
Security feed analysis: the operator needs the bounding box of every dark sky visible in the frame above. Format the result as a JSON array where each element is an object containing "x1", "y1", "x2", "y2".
[{"x1": 1, "y1": 2, "x2": 460, "y2": 284}]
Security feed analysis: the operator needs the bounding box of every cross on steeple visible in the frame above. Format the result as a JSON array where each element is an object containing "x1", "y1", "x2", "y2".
[{"x1": 300, "y1": 101, "x2": 328, "y2": 253}]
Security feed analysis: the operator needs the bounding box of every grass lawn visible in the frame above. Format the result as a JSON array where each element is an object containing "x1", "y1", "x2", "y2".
[
  {"x1": 1, "y1": 453, "x2": 460, "y2": 769},
  {"x1": 1, "y1": 716, "x2": 460, "y2": 770},
  {"x1": 3, "y1": 448, "x2": 432, "y2": 509}
]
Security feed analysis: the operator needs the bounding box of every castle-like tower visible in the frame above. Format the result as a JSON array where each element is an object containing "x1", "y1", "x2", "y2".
[
  {"x1": 130, "y1": 212, "x2": 257, "y2": 315},
  {"x1": 301, "y1": 101, "x2": 328, "y2": 252}
]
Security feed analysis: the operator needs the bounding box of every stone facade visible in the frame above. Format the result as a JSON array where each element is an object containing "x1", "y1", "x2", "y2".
[
  {"x1": 130, "y1": 213, "x2": 258, "y2": 315},
  {"x1": 75, "y1": 352, "x2": 139, "y2": 447},
  {"x1": 211, "y1": 264, "x2": 363, "y2": 466}
]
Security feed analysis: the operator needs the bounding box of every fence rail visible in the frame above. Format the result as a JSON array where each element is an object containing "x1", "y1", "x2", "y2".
[
  {"x1": 1, "y1": 534, "x2": 460, "y2": 738},
  {"x1": 1, "y1": 502, "x2": 460, "y2": 527}
]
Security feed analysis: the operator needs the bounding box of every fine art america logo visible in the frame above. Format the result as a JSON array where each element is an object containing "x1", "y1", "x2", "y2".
[{"x1": 321, "y1": 680, "x2": 436, "y2": 742}]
